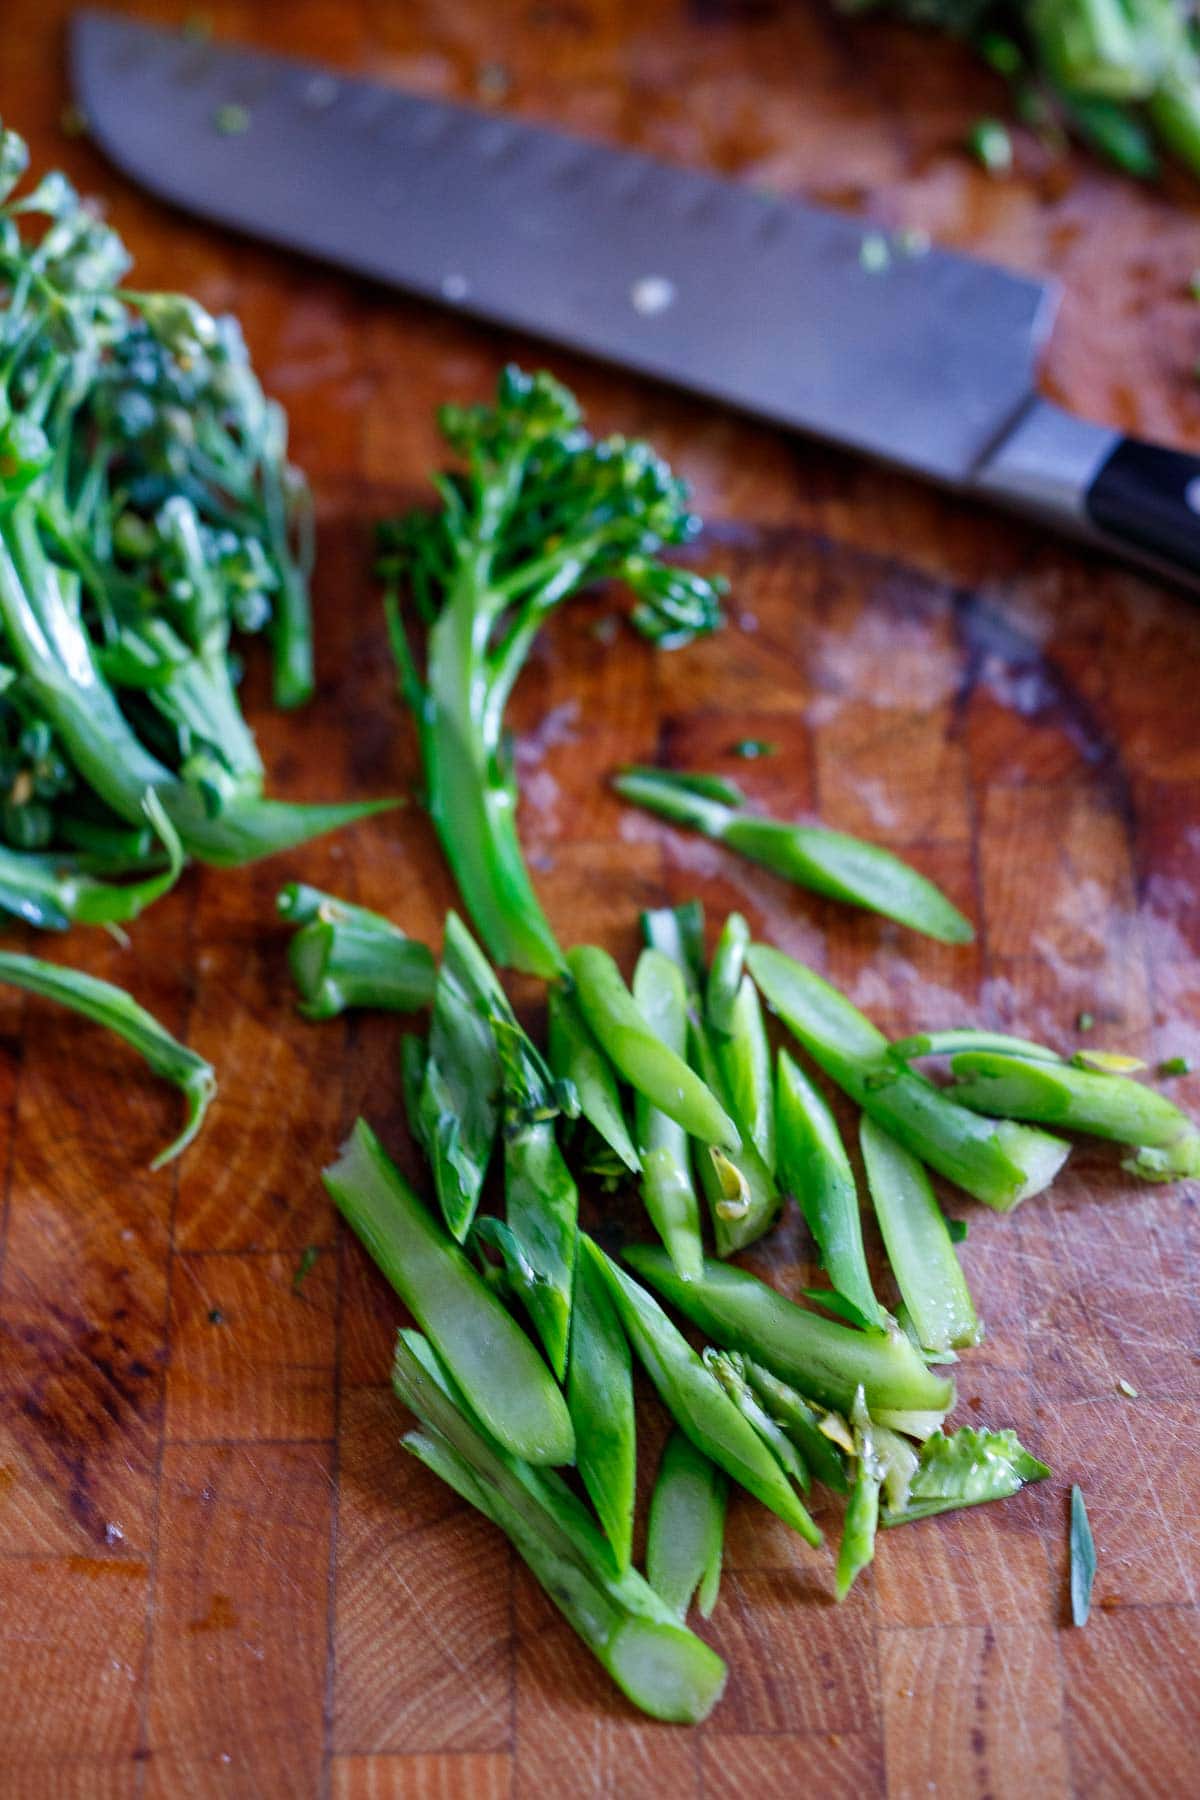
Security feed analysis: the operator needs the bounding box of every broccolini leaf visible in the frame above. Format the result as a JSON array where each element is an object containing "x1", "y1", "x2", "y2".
[
  {"x1": 1070, "y1": 1484, "x2": 1096, "y2": 1627},
  {"x1": 881, "y1": 1425, "x2": 1050, "y2": 1526}
]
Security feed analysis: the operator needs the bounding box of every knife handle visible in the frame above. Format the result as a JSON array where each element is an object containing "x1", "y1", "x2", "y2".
[
  {"x1": 1084, "y1": 438, "x2": 1200, "y2": 581},
  {"x1": 975, "y1": 398, "x2": 1200, "y2": 596}
]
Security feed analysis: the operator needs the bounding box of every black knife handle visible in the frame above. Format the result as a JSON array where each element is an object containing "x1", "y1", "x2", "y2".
[{"x1": 1085, "y1": 437, "x2": 1200, "y2": 580}]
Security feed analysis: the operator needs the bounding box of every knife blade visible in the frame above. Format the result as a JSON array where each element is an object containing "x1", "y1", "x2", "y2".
[{"x1": 70, "y1": 8, "x2": 1200, "y2": 592}]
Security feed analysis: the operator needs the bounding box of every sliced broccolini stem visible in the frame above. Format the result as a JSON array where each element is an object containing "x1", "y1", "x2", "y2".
[
  {"x1": 547, "y1": 984, "x2": 640, "y2": 1174},
  {"x1": 325, "y1": 1120, "x2": 575, "y2": 1466},
  {"x1": 747, "y1": 945, "x2": 1070, "y2": 1211},
  {"x1": 740, "y1": 1357, "x2": 852, "y2": 1493},
  {"x1": 393, "y1": 1329, "x2": 725, "y2": 1724},
  {"x1": 687, "y1": 1014, "x2": 780, "y2": 1255},
  {"x1": 715, "y1": 975, "x2": 775, "y2": 1174},
  {"x1": 583, "y1": 1237, "x2": 822, "y2": 1545},
  {"x1": 643, "y1": 904, "x2": 779, "y2": 1254},
  {"x1": 860, "y1": 1116, "x2": 982, "y2": 1353},
  {"x1": 641, "y1": 900, "x2": 707, "y2": 988},
  {"x1": 0, "y1": 948, "x2": 214, "y2": 1167},
  {"x1": 277, "y1": 883, "x2": 435, "y2": 1019},
  {"x1": 416, "y1": 953, "x2": 500, "y2": 1242},
  {"x1": 891, "y1": 1028, "x2": 1064, "y2": 1063},
  {"x1": 568, "y1": 1243, "x2": 636, "y2": 1573},
  {"x1": 632, "y1": 949, "x2": 705, "y2": 1280},
  {"x1": 703, "y1": 1346, "x2": 810, "y2": 1490},
  {"x1": 706, "y1": 911, "x2": 749, "y2": 1036},
  {"x1": 623, "y1": 1245, "x2": 955, "y2": 1416},
  {"x1": 776, "y1": 1048, "x2": 887, "y2": 1331},
  {"x1": 646, "y1": 1429, "x2": 727, "y2": 1621},
  {"x1": 836, "y1": 1392, "x2": 883, "y2": 1601},
  {"x1": 948, "y1": 1049, "x2": 1197, "y2": 1149},
  {"x1": 614, "y1": 767, "x2": 974, "y2": 943},
  {"x1": 567, "y1": 945, "x2": 738, "y2": 1148}
]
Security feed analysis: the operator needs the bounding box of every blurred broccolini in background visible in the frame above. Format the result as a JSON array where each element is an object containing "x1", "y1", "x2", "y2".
[{"x1": 839, "y1": 0, "x2": 1200, "y2": 179}]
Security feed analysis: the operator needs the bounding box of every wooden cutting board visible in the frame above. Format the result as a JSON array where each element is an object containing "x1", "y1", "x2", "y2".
[{"x1": 2, "y1": 3, "x2": 1198, "y2": 1796}]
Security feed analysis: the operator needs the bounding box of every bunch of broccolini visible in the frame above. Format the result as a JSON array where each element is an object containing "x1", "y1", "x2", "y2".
[
  {"x1": 0, "y1": 122, "x2": 386, "y2": 930},
  {"x1": 839, "y1": 0, "x2": 1200, "y2": 179},
  {"x1": 287, "y1": 887, "x2": 1200, "y2": 1717}
]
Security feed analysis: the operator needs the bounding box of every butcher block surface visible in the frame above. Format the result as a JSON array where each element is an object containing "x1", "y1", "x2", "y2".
[{"x1": 2, "y1": 2, "x2": 1199, "y2": 1796}]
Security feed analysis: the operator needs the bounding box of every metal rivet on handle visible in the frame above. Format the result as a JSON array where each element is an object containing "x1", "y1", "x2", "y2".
[
  {"x1": 1185, "y1": 475, "x2": 1200, "y2": 516},
  {"x1": 630, "y1": 276, "x2": 676, "y2": 317}
]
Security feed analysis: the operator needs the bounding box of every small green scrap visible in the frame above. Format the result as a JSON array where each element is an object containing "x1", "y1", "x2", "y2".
[
  {"x1": 1070, "y1": 1484, "x2": 1096, "y2": 1627},
  {"x1": 1116, "y1": 1378, "x2": 1139, "y2": 1398},
  {"x1": 947, "y1": 1217, "x2": 969, "y2": 1243},
  {"x1": 1158, "y1": 1055, "x2": 1191, "y2": 1078},
  {"x1": 293, "y1": 1246, "x2": 320, "y2": 1292},
  {"x1": 1076, "y1": 1011, "x2": 1096, "y2": 1033},
  {"x1": 213, "y1": 103, "x2": 251, "y2": 136},
  {"x1": 730, "y1": 739, "x2": 778, "y2": 760},
  {"x1": 968, "y1": 119, "x2": 1014, "y2": 175}
]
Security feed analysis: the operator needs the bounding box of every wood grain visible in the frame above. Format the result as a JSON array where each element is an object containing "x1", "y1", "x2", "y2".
[{"x1": 1, "y1": 1, "x2": 1199, "y2": 1795}]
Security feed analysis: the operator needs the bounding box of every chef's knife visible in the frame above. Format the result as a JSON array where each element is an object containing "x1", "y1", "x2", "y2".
[{"x1": 71, "y1": 8, "x2": 1200, "y2": 592}]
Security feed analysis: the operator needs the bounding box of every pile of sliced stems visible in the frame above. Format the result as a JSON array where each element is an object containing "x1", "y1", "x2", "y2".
[{"x1": 298, "y1": 893, "x2": 1195, "y2": 1723}]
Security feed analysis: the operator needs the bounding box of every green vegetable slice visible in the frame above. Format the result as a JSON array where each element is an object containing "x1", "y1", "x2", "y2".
[
  {"x1": 324, "y1": 1119, "x2": 574, "y2": 1466},
  {"x1": 614, "y1": 766, "x2": 974, "y2": 943},
  {"x1": 584, "y1": 1237, "x2": 822, "y2": 1544},
  {"x1": 624, "y1": 1244, "x2": 955, "y2": 1415},
  {"x1": 646, "y1": 1428, "x2": 727, "y2": 1620},
  {"x1": 278, "y1": 884, "x2": 435, "y2": 1019},
  {"x1": 859, "y1": 1116, "x2": 982, "y2": 1353},
  {"x1": 394, "y1": 1329, "x2": 724, "y2": 1723},
  {"x1": 747, "y1": 945, "x2": 1070, "y2": 1210},
  {"x1": 568, "y1": 1249, "x2": 636, "y2": 1572}
]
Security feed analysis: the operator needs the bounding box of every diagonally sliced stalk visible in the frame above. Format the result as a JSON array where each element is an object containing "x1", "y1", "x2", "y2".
[
  {"x1": 584, "y1": 1237, "x2": 822, "y2": 1545},
  {"x1": 641, "y1": 899, "x2": 707, "y2": 989},
  {"x1": 643, "y1": 905, "x2": 778, "y2": 1254},
  {"x1": 706, "y1": 911, "x2": 749, "y2": 1036},
  {"x1": 503, "y1": 1108, "x2": 578, "y2": 1383},
  {"x1": 547, "y1": 983, "x2": 639, "y2": 1174},
  {"x1": 859, "y1": 1116, "x2": 982, "y2": 1353},
  {"x1": 715, "y1": 974, "x2": 775, "y2": 1174},
  {"x1": 623, "y1": 1244, "x2": 955, "y2": 1415},
  {"x1": 948, "y1": 1050, "x2": 1197, "y2": 1148},
  {"x1": 747, "y1": 945, "x2": 1070, "y2": 1211},
  {"x1": 567, "y1": 1245, "x2": 636, "y2": 1572},
  {"x1": 0, "y1": 948, "x2": 214, "y2": 1167},
  {"x1": 891, "y1": 1028, "x2": 1064, "y2": 1063},
  {"x1": 688, "y1": 1012, "x2": 780, "y2": 1254},
  {"x1": 776, "y1": 1048, "x2": 887, "y2": 1330},
  {"x1": 632, "y1": 949, "x2": 705, "y2": 1280},
  {"x1": 277, "y1": 883, "x2": 435, "y2": 1019},
  {"x1": 740, "y1": 1357, "x2": 852, "y2": 1493},
  {"x1": 567, "y1": 945, "x2": 738, "y2": 1148},
  {"x1": 836, "y1": 1392, "x2": 883, "y2": 1601},
  {"x1": 614, "y1": 767, "x2": 974, "y2": 944},
  {"x1": 646, "y1": 1428, "x2": 727, "y2": 1621},
  {"x1": 417, "y1": 938, "x2": 501, "y2": 1242},
  {"x1": 324, "y1": 1119, "x2": 574, "y2": 1465},
  {"x1": 703, "y1": 1347, "x2": 810, "y2": 1491},
  {"x1": 394, "y1": 1329, "x2": 726, "y2": 1724}
]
